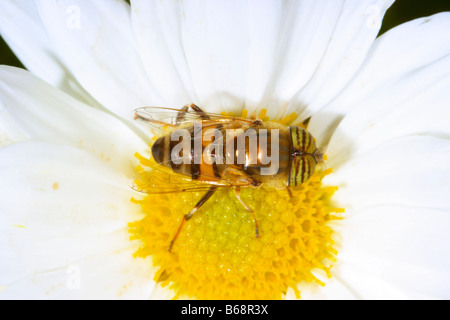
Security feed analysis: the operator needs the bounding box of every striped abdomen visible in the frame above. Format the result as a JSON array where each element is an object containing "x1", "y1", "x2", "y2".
[{"x1": 151, "y1": 125, "x2": 224, "y2": 182}]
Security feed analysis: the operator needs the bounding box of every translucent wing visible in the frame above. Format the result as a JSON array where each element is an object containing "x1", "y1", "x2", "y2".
[
  {"x1": 133, "y1": 106, "x2": 260, "y2": 132},
  {"x1": 131, "y1": 163, "x2": 258, "y2": 194},
  {"x1": 132, "y1": 105, "x2": 263, "y2": 193},
  {"x1": 131, "y1": 169, "x2": 215, "y2": 194}
]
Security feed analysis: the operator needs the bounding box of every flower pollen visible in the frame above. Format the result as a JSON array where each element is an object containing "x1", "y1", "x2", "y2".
[{"x1": 129, "y1": 110, "x2": 344, "y2": 299}]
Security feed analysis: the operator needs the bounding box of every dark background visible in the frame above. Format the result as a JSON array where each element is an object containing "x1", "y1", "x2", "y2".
[{"x1": 1, "y1": 0, "x2": 450, "y2": 69}]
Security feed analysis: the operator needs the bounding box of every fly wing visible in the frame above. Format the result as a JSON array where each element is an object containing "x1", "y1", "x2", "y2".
[
  {"x1": 132, "y1": 169, "x2": 213, "y2": 193},
  {"x1": 131, "y1": 164, "x2": 257, "y2": 194},
  {"x1": 133, "y1": 106, "x2": 259, "y2": 132},
  {"x1": 131, "y1": 168, "x2": 232, "y2": 194},
  {"x1": 133, "y1": 107, "x2": 180, "y2": 131}
]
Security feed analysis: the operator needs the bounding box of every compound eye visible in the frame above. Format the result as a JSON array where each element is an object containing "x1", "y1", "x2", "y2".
[
  {"x1": 290, "y1": 126, "x2": 317, "y2": 154},
  {"x1": 288, "y1": 154, "x2": 316, "y2": 187}
]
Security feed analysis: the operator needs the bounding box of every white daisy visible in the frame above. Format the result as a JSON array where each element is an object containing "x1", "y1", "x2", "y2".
[{"x1": 1, "y1": 0, "x2": 450, "y2": 299}]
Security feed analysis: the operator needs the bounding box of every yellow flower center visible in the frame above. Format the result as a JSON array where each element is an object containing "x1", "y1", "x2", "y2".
[{"x1": 129, "y1": 110, "x2": 344, "y2": 299}]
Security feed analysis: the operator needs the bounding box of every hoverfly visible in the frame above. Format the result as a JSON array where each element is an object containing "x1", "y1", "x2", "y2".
[{"x1": 133, "y1": 104, "x2": 324, "y2": 252}]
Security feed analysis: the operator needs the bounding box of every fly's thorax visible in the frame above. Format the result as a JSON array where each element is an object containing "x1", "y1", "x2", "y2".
[
  {"x1": 236, "y1": 126, "x2": 291, "y2": 183},
  {"x1": 288, "y1": 126, "x2": 321, "y2": 187}
]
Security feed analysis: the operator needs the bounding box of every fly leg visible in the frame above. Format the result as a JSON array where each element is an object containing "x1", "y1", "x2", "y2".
[
  {"x1": 175, "y1": 105, "x2": 189, "y2": 125},
  {"x1": 169, "y1": 186, "x2": 218, "y2": 252},
  {"x1": 287, "y1": 187, "x2": 293, "y2": 198},
  {"x1": 187, "y1": 103, "x2": 211, "y2": 120},
  {"x1": 179, "y1": 103, "x2": 211, "y2": 122},
  {"x1": 234, "y1": 187, "x2": 259, "y2": 238},
  {"x1": 302, "y1": 116, "x2": 311, "y2": 129}
]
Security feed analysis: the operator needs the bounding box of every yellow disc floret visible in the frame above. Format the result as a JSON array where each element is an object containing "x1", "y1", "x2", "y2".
[{"x1": 129, "y1": 110, "x2": 344, "y2": 300}]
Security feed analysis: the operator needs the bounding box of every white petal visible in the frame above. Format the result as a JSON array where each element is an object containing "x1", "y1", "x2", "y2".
[
  {"x1": 331, "y1": 12, "x2": 450, "y2": 111},
  {"x1": 285, "y1": 0, "x2": 394, "y2": 118},
  {"x1": 0, "y1": 142, "x2": 152, "y2": 298},
  {"x1": 0, "y1": 0, "x2": 62, "y2": 85},
  {"x1": 310, "y1": 12, "x2": 450, "y2": 148},
  {"x1": 0, "y1": 66, "x2": 148, "y2": 175},
  {"x1": 0, "y1": 0, "x2": 102, "y2": 108},
  {"x1": 178, "y1": 0, "x2": 371, "y2": 114},
  {"x1": 149, "y1": 284, "x2": 176, "y2": 300},
  {"x1": 326, "y1": 54, "x2": 450, "y2": 165},
  {"x1": 244, "y1": 0, "x2": 283, "y2": 111},
  {"x1": 298, "y1": 277, "x2": 359, "y2": 300},
  {"x1": 179, "y1": 0, "x2": 251, "y2": 112},
  {"x1": 34, "y1": 0, "x2": 163, "y2": 117},
  {"x1": 337, "y1": 205, "x2": 450, "y2": 299},
  {"x1": 0, "y1": 106, "x2": 27, "y2": 148},
  {"x1": 326, "y1": 136, "x2": 450, "y2": 212},
  {"x1": 1, "y1": 247, "x2": 155, "y2": 300},
  {"x1": 246, "y1": 0, "x2": 343, "y2": 114},
  {"x1": 130, "y1": 0, "x2": 197, "y2": 106},
  {"x1": 180, "y1": 1, "x2": 392, "y2": 117},
  {"x1": 0, "y1": 142, "x2": 136, "y2": 232},
  {"x1": 332, "y1": 262, "x2": 412, "y2": 299}
]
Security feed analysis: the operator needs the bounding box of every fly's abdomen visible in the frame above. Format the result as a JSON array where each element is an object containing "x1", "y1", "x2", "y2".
[
  {"x1": 151, "y1": 134, "x2": 193, "y2": 177},
  {"x1": 152, "y1": 126, "x2": 224, "y2": 182}
]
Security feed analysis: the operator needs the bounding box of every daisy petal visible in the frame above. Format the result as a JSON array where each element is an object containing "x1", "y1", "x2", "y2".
[
  {"x1": 0, "y1": 66, "x2": 147, "y2": 175},
  {"x1": 327, "y1": 54, "x2": 450, "y2": 165},
  {"x1": 0, "y1": 141, "x2": 151, "y2": 298},
  {"x1": 285, "y1": 0, "x2": 394, "y2": 118},
  {"x1": 338, "y1": 205, "x2": 450, "y2": 299},
  {"x1": 326, "y1": 136, "x2": 450, "y2": 211},
  {"x1": 34, "y1": 0, "x2": 162, "y2": 117},
  {"x1": 246, "y1": 0, "x2": 343, "y2": 113},
  {"x1": 298, "y1": 277, "x2": 359, "y2": 300},
  {"x1": 310, "y1": 12, "x2": 450, "y2": 148},
  {"x1": 0, "y1": 106, "x2": 27, "y2": 148},
  {"x1": 1, "y1": 246, "x2": 154, "y2": 300},
  {"x1": 0, "y1": 0, "x2": 102, "y2": 107},
  {"x1": 332, "y1": 262, "x2": 412, "y2": 299},
  {"x1": 0, "y1": 0, "x2": 63, "y2": 86},
  {"x1": 130, "y1": 0, "x2": 197, "y2": 106},
  {"x1": 179, "y1": 0, "x2": 251, "y2": 112}
]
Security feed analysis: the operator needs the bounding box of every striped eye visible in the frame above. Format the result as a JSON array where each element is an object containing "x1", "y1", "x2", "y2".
[
  {"x1": 290, "y1": 126, "x2": 317, "y2": 154},
  {"x1": 289, "y1": 154, "x2": 316, "y2": 186},
  {"x1": 288, "y1": 126, "x2": 319, "y2": 186}
]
